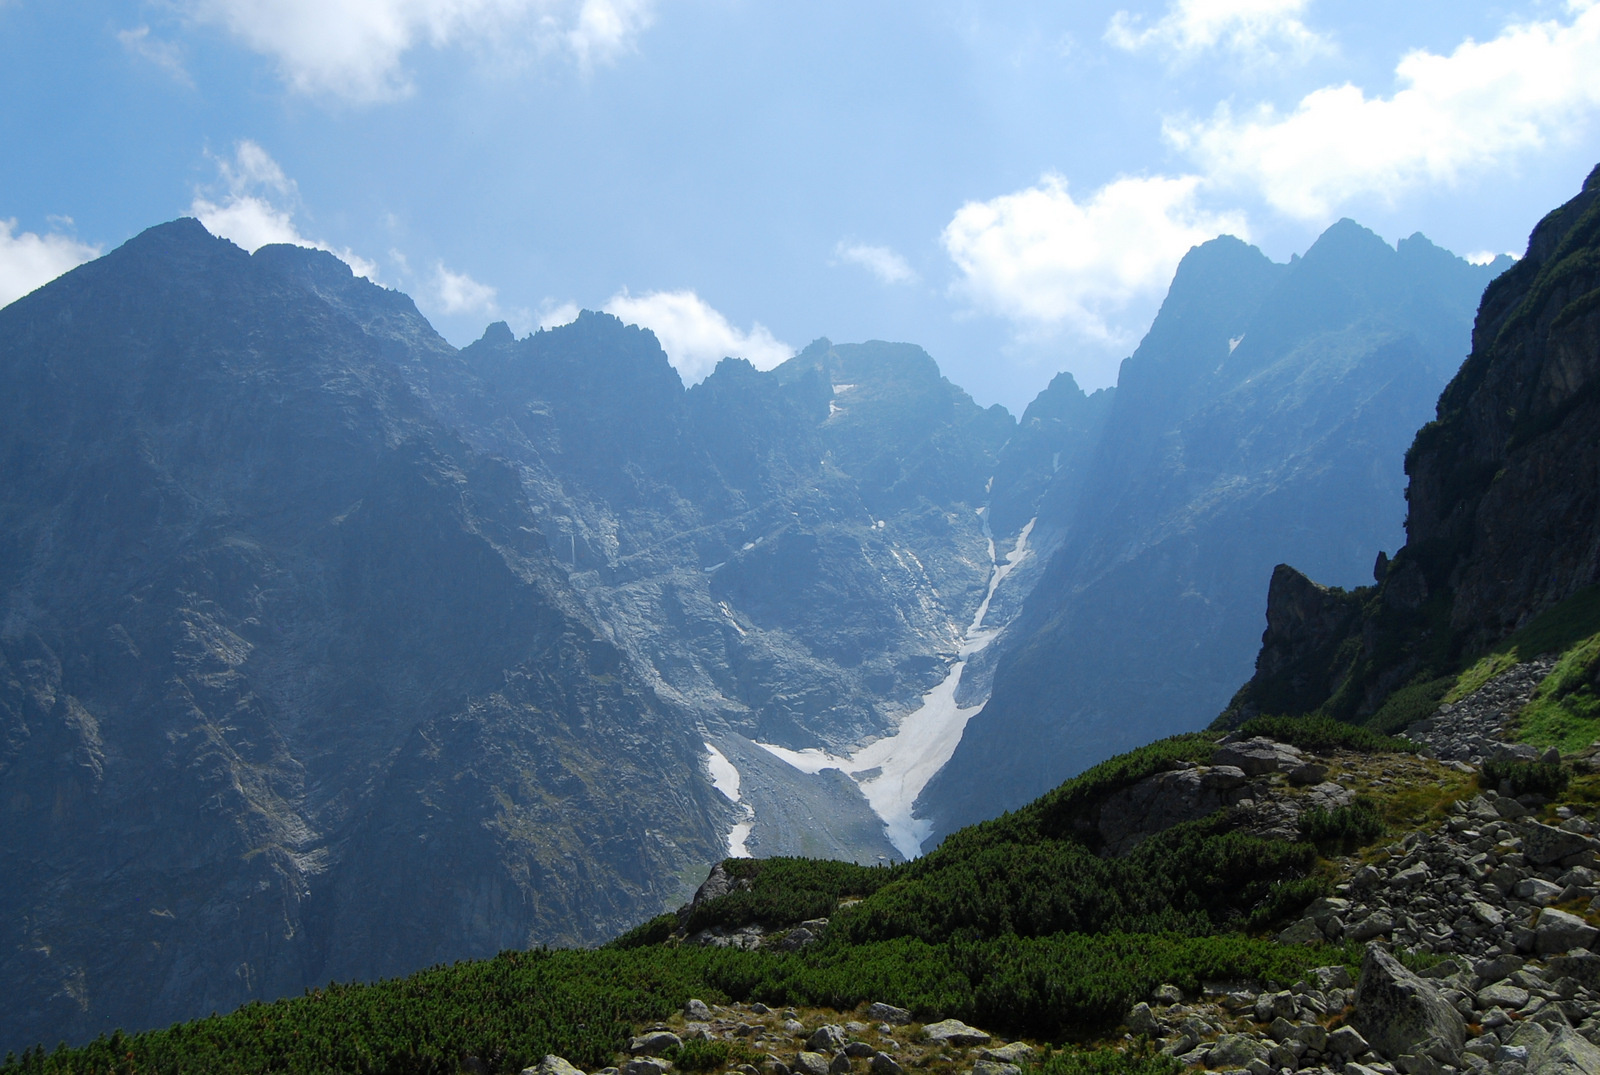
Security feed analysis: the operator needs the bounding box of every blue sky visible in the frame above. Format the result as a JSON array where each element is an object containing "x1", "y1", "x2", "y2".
[{"x1": 2, "y1": 0, "x2": 1598, "y2": 412}]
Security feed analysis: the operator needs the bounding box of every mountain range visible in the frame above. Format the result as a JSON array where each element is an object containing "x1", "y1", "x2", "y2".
[{"x1": 0, "y1": 202, "x2": 1507, "y2": 1049}]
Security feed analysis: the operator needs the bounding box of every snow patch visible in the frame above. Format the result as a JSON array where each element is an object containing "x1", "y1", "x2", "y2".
[
  {"x1": 705, "y1": 742, "x2": 742, "y2": 802},
  {"x1": 1228, "y1": 334, "x2": 1244, "y2": 353},
  {"x1": 756, "y1": 514, "x2": 1039, "y2": 859},
  {"x1": 705, "y1": 742, "x2": 755, "y2": 858},
  {"x1": 832, "y1": 383, "x2": 857, "y2": 392}
]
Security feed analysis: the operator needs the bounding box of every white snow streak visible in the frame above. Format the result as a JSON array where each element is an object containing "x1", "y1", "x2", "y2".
[
  {"x1": 705, "y1": 742, "x2": 755, "y2": 858},
  {"x1": 756, "y1": 515, "x2": 1038, "y2": 860}
]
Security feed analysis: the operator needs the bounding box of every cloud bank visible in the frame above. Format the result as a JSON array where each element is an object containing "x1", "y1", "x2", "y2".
[
  {"x1": 1107, "y1": 0, "x2": 1326, "y2": 63},
  {"x1": 834, "y1": 241, "x2": 917, "y2": 285},
  {"x1": 190, "y1": 140, "x2": 381, "y2": 279},
  {"x1": 0, "y1": 220, "x2": 101, "y2": 308},
  {"x1": 942, "y1": 173, "x2": 1247, "y2": 346},
  {"x1": 603, "y1": 289, "x2": 791, "y2": 382},
  {"x1": 1168, "y1": 2, "x2": 1600, "y2": 219},
  {"x1": 184, "y1": 0, "x2": 653, "y2": 102}
]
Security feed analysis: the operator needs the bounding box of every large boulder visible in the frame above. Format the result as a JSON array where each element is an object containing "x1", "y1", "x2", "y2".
[
  {"x1": 866, "y1": 1002, "x2": 912, "y2": 1025},
  {"x1": 1213, "y1": 737, "x2": 1307, "y2": 776},
  {"x1": 1351, "y1": 944, "x2": 1464, "y2": 1064},
  {"x1": 523, "y1": 1058, "x2": 584, "y2": 1075},
  {"x1": 1524, "y1": 823, "x2": 1597, "y2": 866},
  {"x1": 1536, "y1": 908, "x2": 1600, "y2": 955},
  {"x1": 1530, "y1": 1026, "x2": 1600, "y2": 1075}
]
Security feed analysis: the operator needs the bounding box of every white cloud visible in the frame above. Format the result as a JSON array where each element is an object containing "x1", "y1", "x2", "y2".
[
  {"x1": 834, "y1": 241, "x2": 917, "y2": 285},
  {"x1": 1465, "y1": 250, "x2": 1519, "y2": 266},
  {"x1": 1168, "y1": 3, "x2": 1600, "y2": 220},
  {"x1": 941, "y1": 173, "x2": 1247, "y2": 345},
  {"x1": 1107, "y1": 0, "x2": 1326, "y2": 62},
  {"x1": 430, "y1": 262, "x2": 498, "y2": 315},
  {"x1": 184, "y1": 0, "x2": 653, "y2": 103},
  {"x1": 603, "y1": 289, "x2": 791, "y2": 382},
  {"x1": 118, "y1": 25, "x2": 194, "y2": 85},
  {"x1": 190, "y1": 141, "x2": 380, "y2": 279},
  {"x1": 0, "y1": 220, "x2": 101, "y2": 309},
  {"x1": 537, "y1": 298, "x2": 580, "y2": 328}
]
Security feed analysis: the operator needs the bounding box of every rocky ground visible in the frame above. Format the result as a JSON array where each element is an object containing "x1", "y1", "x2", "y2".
[{"x1": 524, "y1": 659, "x2": 1600, "y2": 1075}]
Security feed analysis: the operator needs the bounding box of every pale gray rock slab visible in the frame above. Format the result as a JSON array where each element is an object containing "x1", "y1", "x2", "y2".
[
  {"x1": 1351, "y1": 944, "x2": 1465, "y2": 1063},
  {"x1": 920, "y1": 1019, "x2": 991, "y2": 1046},
  {"x1": 866, "y1": 1003, "x2": 912, "y2": 1025}
]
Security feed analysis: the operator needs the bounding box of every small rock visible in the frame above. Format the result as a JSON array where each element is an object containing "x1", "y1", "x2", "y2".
[
  {"x1": 622, "y1": 1061, "x2": 672, "y2": 1075},
  {"x1": 685, "y1": 1000, "x2": 712, "y2": 1020},
  {"x1": 752, "y1": 1003, "x2": 771, "y2": 1015},
  {"x1": 1516, "y1": 877, "x2": 1566, "y2": 905},
  {"x1": 1125, "y1": 1002, "x2": 1160, "y2": 1034},
  {"x1": 828, "y1": 1053, "x2": 850, "y2": 1075},
  {"x1": 1277, "y1": 917, "x2": 1325, "y2": 946},
  {"x1": 969, "y1": 1063, "x2": 1019, "y2": 1075},
  {"x1": 920, "y1": 1020, "x2": 991, "y2": 1046},
  {"x1": 1327, "y1": 1025, "x2": 1369, "y2": 1056},
  {"x1": 978, "y1": 1044, "x2": 1035, "y2": 1065},
  {"x1": 869, "y1": 1054, "x2": 902, "y2": 1075},
  {"x1": 527, "y1": 1057, "x2": 585, "y2": 1075},
  {"x1": 784, "y1": 1020, "x2": 806, "y2": 1036},
  {"x1": 793, "y1": 1054, "x2": 831, "y2": 1075},
  {"x1": 1476, "y1": 982, "x2": 1531, "y2": 1010},
  {"x1": 844, "y1": 1044, "x2": 874, "y2": 1059},
  {"x1": 865, "y1": 1003, "x2": 912, "y2": 1026}
]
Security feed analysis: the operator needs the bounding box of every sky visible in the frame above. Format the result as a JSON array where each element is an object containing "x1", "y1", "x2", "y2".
[{"x1": 2, "y1": 0, "x2": 1598, "y2": 414}]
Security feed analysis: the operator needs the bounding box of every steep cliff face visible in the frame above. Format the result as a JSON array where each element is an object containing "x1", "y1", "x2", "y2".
[
  {"x1": 0, "y1": 222, "x2": 724, "y2": 1050},
  {"x1": 919, "y1": 223, "x2": 1506, "y2": 839},
  {"x1": 1222, "y1": 164, "x2": 1600, "y2": 727}
]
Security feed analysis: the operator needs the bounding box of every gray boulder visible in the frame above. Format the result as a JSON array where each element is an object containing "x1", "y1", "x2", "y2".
[
  {"x1": 684, "y1": 999, "x2": 712, "y2": 1020},
  {"x1": 921, "y1": 1019, "x2": 991, "y2": 1046},
  {"x1": 1537, "y1": 908, "x2": 1600, "y2": 955},
  {"x1": 869, "y1": 1054, "x2": 903, "y2": 1075},
  {"x1": 1351, "y1": 944, "x2": 1465, "y2": 1064},
  {"x1": 630, "y1": 1033, "x2": 682, "y2": 1057},
  {"x1": 866, "y1": 1003, "x2": 912, "y2": 1026}
]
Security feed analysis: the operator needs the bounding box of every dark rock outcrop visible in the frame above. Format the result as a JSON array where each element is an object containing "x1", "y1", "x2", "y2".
[{"x1": 1220, "y1": 163, "x2": 1600, "y2": 728}]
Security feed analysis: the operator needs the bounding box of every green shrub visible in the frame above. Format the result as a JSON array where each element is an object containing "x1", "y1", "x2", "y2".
[
  {"x1": 1298, "y1": 800, "x2": 1385, "y2": 853},
  {"x1": 1236, "y1": 716, "x2": 1417, "y2": 754},
  {"x1": 1481, "y1": 758, "x2": 1570, "y2": 798},
  {"x1": 679, "y1": 858, "x2": 892, "y2": 936},
  {"x1": 1513, "y1": 630, "x2": 1600, "y2": 753},
  {"x1": 1365, "y1": 677, "x2": 1456, "y2": 736},
  {"x1": 666, "y1": 1040, "x2": 757, "y2": 1071}
]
